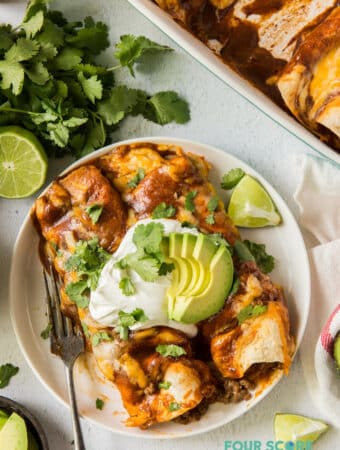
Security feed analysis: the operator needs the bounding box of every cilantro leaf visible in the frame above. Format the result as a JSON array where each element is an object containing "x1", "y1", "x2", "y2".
[
  {"x1": 207, "y1": 196, "x2": 219, "y2": 212},
  {"x1": 65, "y1": 280, "x2": 89, "y2": 308},
  {"x1": 5, "y1": 38, "x2": 39, "y2": 62},
  {"x1": 233, "y1": 240, "x2": 256, "y2": 263},
  {"x1": 0, "y1": 364, "x2": 19, "y2": 388},
  {"x1": 78, "y1": 72, "x2": 103, "y2": 104},
  {"x1": 133, "y1": 222, "x2": 164, "y2": 254},
  {"x1": 97, "y1": 86, "x2": 140, "y2": 126},
  {"x1": 168, "y1": 402, "x2": 181, "y2": 411},
  {"x1": 47, "y1": 122, "x2": 69, "y2": 147},
  {"x1": 116, "y1": 308, "x2": 148, "y2": 340},
  {"x1": 237, "y1": 304, "x2": 268, "y2": 324},
  {"x1": 124, "y1": 252, "x2": 161, "y2": 282},
  {"x1": 243, "y1": 240, "x2": 275, "y2": 273},
  {"x1": 158, "y1": 262, "x2": 175, "y2": 276},
  {"x1": 85, "y1": 204, "x2": 103, "y2": 224},
  {"x1": 66, "y1": 19, "x2": 109, "y2": 54},
  {"x1": 96, "y1": 398, "x2": 104, "y2": 410},
  {"x1": 144, "y1": 91, "x2": 190, "y2": 125},
  {"x1": 221, "y1": 168, "x2": 245, "y2": 190},
  {"x1": 36, "y1": 19, "x2": 64, "y2": 48},
  {"x1": 119, "y1": 277, "x2": 136, "y2": 296},
  {"x1": 207, "y1": 233, "x2": 230, "y2": 249},
  {"x1": 184, "y1": 190, "x2": 197, "y2": 212},
  {"x1": 81, "y1": 116, "x2": 106, "y2": 156},
  {"x1": 158, "y1": 381, "x2": 171, "y2": 390},
  {"x1": 152, "y1": 202, "x2": 176, "y2": 219},
  {"x1": 0, "y1": 25, "x2": 14, "y2": 52},
  {"x1": 114, "y1": 35, "x2": 172, "y2": 76},
  {"x1": 22, "y1": 10, "x2": 44, "y2": 38},
  {"x1": 127, "y1": 168, "x2": 145, "y2": 188},
  {"x1": 25, "y1": 61, "x2": 50, "y2": 85},
  {"x1": 53, "y1": 47, "x2": 83, "y2": 70},
  {"x1": 92, "y1": 332, "x2": 112, "y2": 347},
  {"x1": 205, "y1": 213, "x2": 215, "y2": 225},
  {"x1": 156, "y1": 344, "x2": 187, "y2": 358},
  {"x1": 0, "y1": 61, "x2": 24, "y2": 95},
  {"x1": 40, "y1": 323, "x2": 52, "y2": 339}
]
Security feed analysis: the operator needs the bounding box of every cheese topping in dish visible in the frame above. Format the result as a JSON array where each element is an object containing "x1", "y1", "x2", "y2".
[{"x1": 90, "y1": 219, "x2": 198, "y2": 337}]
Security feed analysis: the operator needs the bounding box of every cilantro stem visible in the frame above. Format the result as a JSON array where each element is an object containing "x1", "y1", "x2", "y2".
[
  {"x1": 106, "y1": 64, "x2": 122, "y2": 72},
  {"x1": 0, "y1": 107, "x2": 41, "y2": 116}
]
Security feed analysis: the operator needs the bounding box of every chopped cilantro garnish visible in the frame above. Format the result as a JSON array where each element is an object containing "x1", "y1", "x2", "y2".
[
  {"x1": 237, "y1": 304, "x2": 268, "y2": 324},
  {"x1": 158, "y1": 381, "x2": 171, "y2": 390},
  {"x1": 233, "y1": 239, "x2": 275, "y2": 273},
  {"x1": 151, "y1": 202, "x2": 176, "y2": 219},
  {"x1": 64, "y1": 238, "x2": 110, "y2": 307},
  {"x1": 207, "y1": 233, "x2": 230, "y2": 249},
  {"x1": 127, "y1": 168, "x2": 145, "y2": 188},
  {"x1": 181, "y1": 221, "x2": 197, "y2": 229},
  {"x1": 221, "y1": 168, "x2": 245, "y2": 190},
  {"x1": 85, "y1": 204, "x2": 103, "y2": 224},
  {"x1": 40, "y1": 323, "x2": 52, "y2": 339},
  {"x1": 158, "y1": 262, "x2": 175, "y2": 276},
  {"x1": 92, "y1": 332, "x2": 112, "y2": 347},
  {"x1": 119, "y1": 277, "x2": 136, "y2": 296},
  {"x1": 156, "y1": 344, "x2": 186, "y2": 358},
  {"x1": 81, "y1": 321, "x2": 90, "y2": 338},
  {"x1": 168, "y1": 402, "x2": 181, "y2": 412},
  {"x1": 133, "y1": 222, "x2": 164, "y2": 254},
  {"x1": 96, "y1": 398, "x2": 104, "y2": 410},
  {"x1": 243, "y1": 240, "x2": 275, "y2": 273},
  {"x1": 205, "y1": 213, "x2": 215, "y2": 225},
  {"x1": 207, "y1": 196, "x2": 219, "y2": 212},
  {"x1": 65, "y1": 280, "x2": 90, "y2": 308},
  {"x1": 115, "y1": 308, "x2": 148, "y2": 340},
  {"x1": 0, "y1": 364, "x2": 19, "y2": 388},
  {"x1": 184, "y1": 190, "x2": 197, "y2": 212}
]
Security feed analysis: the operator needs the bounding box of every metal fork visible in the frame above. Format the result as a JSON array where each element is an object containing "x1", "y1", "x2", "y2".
[{"x1": 43, "y1": 263, "x2": 86, "y2": 450}]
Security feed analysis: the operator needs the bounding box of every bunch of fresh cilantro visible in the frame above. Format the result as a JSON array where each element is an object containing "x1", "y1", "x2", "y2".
[{"x1": 0, "y1": 0, "x2": 190, "y2": 157}]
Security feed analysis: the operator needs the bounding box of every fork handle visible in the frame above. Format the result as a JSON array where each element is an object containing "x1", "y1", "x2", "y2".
[{"x1": 66, "y1": 364, "x2": 86, "y2": 450}]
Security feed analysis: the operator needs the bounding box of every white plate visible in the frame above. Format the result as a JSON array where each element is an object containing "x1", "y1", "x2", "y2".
[
  {"x1": 128, "y1": 0, "x2": 340, "y2": 166},
  {"x1": 10, "y1": 137, "x2": 310, "y2": 439}
]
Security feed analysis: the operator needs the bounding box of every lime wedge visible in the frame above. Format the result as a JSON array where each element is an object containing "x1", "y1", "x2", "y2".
[
  {"x1": 227, "y1": 175, "x2": 281, "y2": 227},
  {"x1": 0, "y1": 126, "x2": 47, "y2": 198},
  {"x1": 274, "y1": 413, "x2": 329, "y2": 444}
]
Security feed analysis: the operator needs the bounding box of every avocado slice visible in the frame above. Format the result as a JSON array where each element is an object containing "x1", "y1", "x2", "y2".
[
  {"x1": 171, "y1": 245, "x2": 234, "y2": 323},
  {"x1": 191, "y1": 234, "x2": 218, "y2": 296},
  {"x1": 0, "y1": 412, "x2": 28, "y2": 450},
  {"x1": 334, "y1": 333, "x2": 340, "y2": 371},
  {"x1": 181, "y1": 234, "x2": 201, "y2": 295}
]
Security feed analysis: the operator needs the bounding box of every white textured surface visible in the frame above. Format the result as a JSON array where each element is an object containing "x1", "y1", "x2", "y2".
[{"x1": 0, "y1": 0, "x2": 339, "y2": 449}]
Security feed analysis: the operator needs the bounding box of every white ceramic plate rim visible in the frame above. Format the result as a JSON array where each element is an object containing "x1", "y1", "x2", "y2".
[
  {"x1": 10, "y1": 137, "x2": 311, "y2": 439},
  {"x1": 128, "y1": 0, "x2": 340, "y2": 167}
]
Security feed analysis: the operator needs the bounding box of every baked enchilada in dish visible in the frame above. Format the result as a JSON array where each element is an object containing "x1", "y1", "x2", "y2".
[
  {"x1": 32, "y1": 142, "x2": 295, "y2": 429},
  {"x1": 153, "y1": 1, "x2": 340, "y2": 153}
]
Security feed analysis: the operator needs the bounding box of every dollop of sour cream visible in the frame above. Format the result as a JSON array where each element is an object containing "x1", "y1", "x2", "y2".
[{"x1": 89, "y1": 219, "x2": 198, "y2": 337}]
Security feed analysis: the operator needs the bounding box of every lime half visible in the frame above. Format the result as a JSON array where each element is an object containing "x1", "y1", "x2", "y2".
[
  {"x1": 274, "y1": 413, "x2": 329, "y2": 444},
  {"x1": 0, "y1": 126, "x2": 47, "y2": 198},
  {"x1": 227, "y1": 175, "x2": 281, "y2": 227}
]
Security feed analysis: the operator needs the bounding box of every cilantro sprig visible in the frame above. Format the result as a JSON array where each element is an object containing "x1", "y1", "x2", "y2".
[
  {"x1": 116, "y1": 222, "x2": 174, "y2": 292},
  {"x1": 0, "y1": 2, "x2": 190, "y2": 158}
]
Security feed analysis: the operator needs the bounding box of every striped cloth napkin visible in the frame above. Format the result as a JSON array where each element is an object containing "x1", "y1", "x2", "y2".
[{"x1": 293, "y1": 154, "x2": 340, "y2": 427}]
